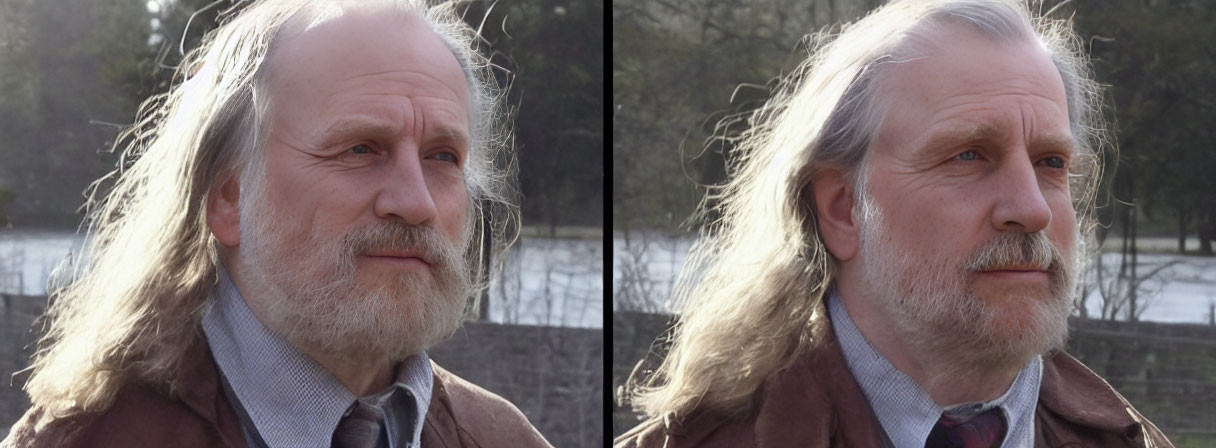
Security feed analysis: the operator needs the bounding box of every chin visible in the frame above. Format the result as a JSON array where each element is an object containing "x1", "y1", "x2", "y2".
[
  {"x1": 961, "y1": 288, "x2": 1071, "y2": 364},
  {"x1": 266, "y1": 273, "x2": 469, "y2": 364},
  {"x1": 356, "y1": 271, "x2": 433, "y2": 297}
]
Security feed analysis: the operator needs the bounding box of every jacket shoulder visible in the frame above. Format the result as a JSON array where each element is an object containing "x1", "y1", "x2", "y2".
[
  {"x1": 613, "y1": 412, "x2": 759, "y2": 448},
  {"x1": 612, "y1": 335, "x2": 873, "y2": 448},
  {"x1": 1039, "y1": 351, "x2": 1173, "y2": 447},
  {"x1": 614, "y1": 417, "x2": 666, "y2": 448},
  {"x1": 3, "y1": 384, "x2": 231, "y2": 448},
  {"x1": 425, "y1": 362, "x2": 553, "y2": 448},
  {"x1": 3, "y1": 405, "x2": 79, "y2": 448}
]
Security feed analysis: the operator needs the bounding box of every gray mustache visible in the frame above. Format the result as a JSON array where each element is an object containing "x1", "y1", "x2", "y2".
[
  {"x1": 342, "y1": 223, "x2": 459, "y2": 267},
  {"x1": 965, "y1": 232, "x2": 1061, "y2": 272}
]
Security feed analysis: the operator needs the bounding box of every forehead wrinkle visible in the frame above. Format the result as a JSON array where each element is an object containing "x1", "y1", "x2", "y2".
[
  {"x1": 330, "y1": 68, "x2": 466, "y2": 103},
  {"x1": 322, "y1": 73, "x2": 471, "y2": 136},
  {"x1": 927, "y1": 83, "x2": 1066, "y2": 117},
  {"x1": 319, "y1": 112, "x2": 468, "y2": 147},
  {"x1": 884, "y1": 35, "x2": 1066, "y2": 115},
  {"x1": 321, "y1": 75, "x2": 468, "y2": 124},
  {"x1": 322, "y1": 118, "x2": 399, "y2": 143},
  {"x1": 881, "y1": 72, "x2": 1069, "y2": 157}
]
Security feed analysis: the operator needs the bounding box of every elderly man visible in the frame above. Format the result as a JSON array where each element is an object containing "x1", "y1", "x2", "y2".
[
  {"x1": 617, "y1": 1, "x2": 1171, "y2": 447},
  {"x1": 4, "y1": 1, "x2": 550, "y2": 447}
]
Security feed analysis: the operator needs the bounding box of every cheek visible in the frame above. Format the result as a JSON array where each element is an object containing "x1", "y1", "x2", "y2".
[
  {"x1": 265, "y1": 171, "x2": 372, "y2": 241},
  {"x1": 1050, "y1": 204, "x2": 1079, "y2": 254},
  {"x1": 869, "y1": 167, "x2": 979, "y2": 252},
  {"x1": 433, "y1": 178, "x2": 471, "y2": 240},
  {"x1": 882, "y1": 192, "x2": 973, "y2": 253}
]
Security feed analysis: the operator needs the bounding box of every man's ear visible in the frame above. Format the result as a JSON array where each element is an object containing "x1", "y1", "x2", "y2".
[
  {"x1": 207, "y1": 173, "x2": 241, "y2": 247},
  {"x1": 812, "y1": 168, "x2": 859, "y2": 262}
]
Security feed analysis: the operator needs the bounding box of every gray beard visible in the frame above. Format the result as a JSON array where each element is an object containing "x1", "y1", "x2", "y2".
[
  {"x1": 854, "y1": 194, "x2": 1077, "y2": 377},
  {"x1": 236, "y1": 190, "x2": 471, "y2": 363}
]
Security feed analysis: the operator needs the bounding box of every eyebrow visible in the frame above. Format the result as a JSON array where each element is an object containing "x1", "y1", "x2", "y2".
[
  {"x1": 321, "y1": 120, "x2": 397, "y2": 146},
  {"x1": 918, "y1": 123, "x2": 1075, "y2": 154},
  {"x1": 319, "y1": 119, "x2": 471, "y2": 149},
  {"x1": 430, "y1": 125, "x2": 471, "y2": 149}
]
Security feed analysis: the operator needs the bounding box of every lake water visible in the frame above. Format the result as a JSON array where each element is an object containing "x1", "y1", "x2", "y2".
[
  {"x1": 0, "y1": 230, "x2": 603, "y2": 329},
  {"x1": 613, "y1": 233, "x2": 1216, "y2": 325}
]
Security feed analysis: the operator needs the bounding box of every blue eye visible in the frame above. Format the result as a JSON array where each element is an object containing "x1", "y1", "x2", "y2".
[
  {"x1": 957, "y1": 150, "x2": 980, "y2": 161},
  {"x1": 349, "y1": 144, "x2": 372, "y2": 155},
  {"x1": 1042, "y1": 156, "x2": 1065, "y2": 169},
  {"x1": 430, "y1": 151, "x2": 459, "y2": 164}
]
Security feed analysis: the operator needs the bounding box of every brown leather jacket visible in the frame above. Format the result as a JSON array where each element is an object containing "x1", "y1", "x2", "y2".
[
  {"x1": 3, "y1": 340, "x2": 552, "y2": 448},
  {"x1": 615, "y1": 303, "x2": 1173, "y2": 448}
]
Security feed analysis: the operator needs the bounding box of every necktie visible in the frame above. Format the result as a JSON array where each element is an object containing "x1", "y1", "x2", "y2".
[
  {"x1": 332, "y1": 400, "x2": 388, "y2": 448},
  {"x1": 924, "y1": 406, "x2": 1007, "y2": 448}
]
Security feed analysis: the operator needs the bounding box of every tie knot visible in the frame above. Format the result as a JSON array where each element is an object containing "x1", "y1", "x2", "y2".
[
  {"x1": 925, "y1": 406, "x2": 1007, "y2": 448},
  {"x1": 334, "y1": 400, "x2": 387, "y2": 448}
]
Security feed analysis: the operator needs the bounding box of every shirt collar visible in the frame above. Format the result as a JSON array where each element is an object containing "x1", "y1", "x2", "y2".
[
  {"x1": 201, "y1": 268, "x2": 433, "y2": 447},
  {"x1": 827, "y1": 288, "x2": 1041, "y2": 448}
]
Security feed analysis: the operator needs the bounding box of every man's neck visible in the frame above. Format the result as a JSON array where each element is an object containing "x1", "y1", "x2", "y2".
[
  {"x1": 836, "y1": 281, "x2": 1023, "y2": 406},
  {"x1": 224, "y1": 262, "x2": 398, "y2": 398},
  {"x1": 295, "y1": 345, "x2": 397, "y2": 397},
  {"x1": 241, "y1": 294, "x2": 397, "y2": 397}
]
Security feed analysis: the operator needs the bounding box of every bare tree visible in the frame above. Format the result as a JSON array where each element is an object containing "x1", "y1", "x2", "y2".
[{"x1": 1092, "y1": 220, "x2": 1181, "y2": 321}]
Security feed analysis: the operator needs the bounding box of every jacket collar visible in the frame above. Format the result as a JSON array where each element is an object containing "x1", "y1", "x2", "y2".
[
  {"x1": 175, "y1": 335, "x2": 250, "y2": 448},
  {"x1": 657, "y1": 289, "x2": 887, "y2": 447},
  {"x1": 654, "y1": 291, "x2": 1158, "y2": 447},
  {"x1": 1038, "y1": 349, "x2": 1147, "y2": 436},
  {"x1": 757, "y1": 295, "x2": 886, "y2": 447},
  {"x1": 180, "y1": 336, "x2": 461, "y2": 448}
]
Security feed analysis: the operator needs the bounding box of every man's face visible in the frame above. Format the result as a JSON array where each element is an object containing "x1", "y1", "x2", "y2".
[
  {"x1": 236, "y1": 10, "x2": 473, "y2": 361},
  {"x1": 856, "y1": 26, "x2": 1079, "y2": 365}
]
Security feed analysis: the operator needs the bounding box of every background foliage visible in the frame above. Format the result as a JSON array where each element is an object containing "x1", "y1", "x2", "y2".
[
  {"x1": 612, "y1": 0, "x2": 1216, "y2": 253},
  {"x1": 0, "y1": 0, "x2": 603, "y2": 231}
]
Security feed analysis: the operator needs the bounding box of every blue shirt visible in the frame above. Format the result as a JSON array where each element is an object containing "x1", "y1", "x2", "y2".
[
  {"x1": 827, "y1": 290, "x2": 1041, "y2": 448},
  {"x1": 201, "y1": 268, "x2": 432, "y2": 448}
]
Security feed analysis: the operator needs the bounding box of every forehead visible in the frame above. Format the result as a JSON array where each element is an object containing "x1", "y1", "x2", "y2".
[
  {"x1": 265, "y1": 7, "x2": 471, "y2": 128},
  {"x1": 873, "y1": 24, "x2": 1071, "y2": 154}
]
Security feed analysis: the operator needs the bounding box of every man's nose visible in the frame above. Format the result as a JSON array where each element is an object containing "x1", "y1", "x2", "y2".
[
  {"x1": 991, "y1": 158, "x2": 1052, "y2": 233},
  {"x1": 373, "y1": 152, "x2": 438, "y2": 225}
]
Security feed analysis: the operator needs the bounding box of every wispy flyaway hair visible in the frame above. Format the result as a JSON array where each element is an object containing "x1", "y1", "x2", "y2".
[
  {"x1": 624, "y1": 0, "x2": 1107, "y2": 421},
  {"x1": 24, "y1": 0, "x2": 516, "y2": 423}
]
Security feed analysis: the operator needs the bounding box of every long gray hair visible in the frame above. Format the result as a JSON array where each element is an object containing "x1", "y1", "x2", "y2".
[
  {"x1": 624, "y1": 0, "x2": 1107, "y2": 421},
  {"x1": 24, "y1": 0, "x2": 515, "y2": 422}
]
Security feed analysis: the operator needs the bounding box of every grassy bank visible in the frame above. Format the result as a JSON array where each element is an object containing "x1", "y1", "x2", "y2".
[{"x1": 520, "y1": 225, "x2": 602, "y2": 240}]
